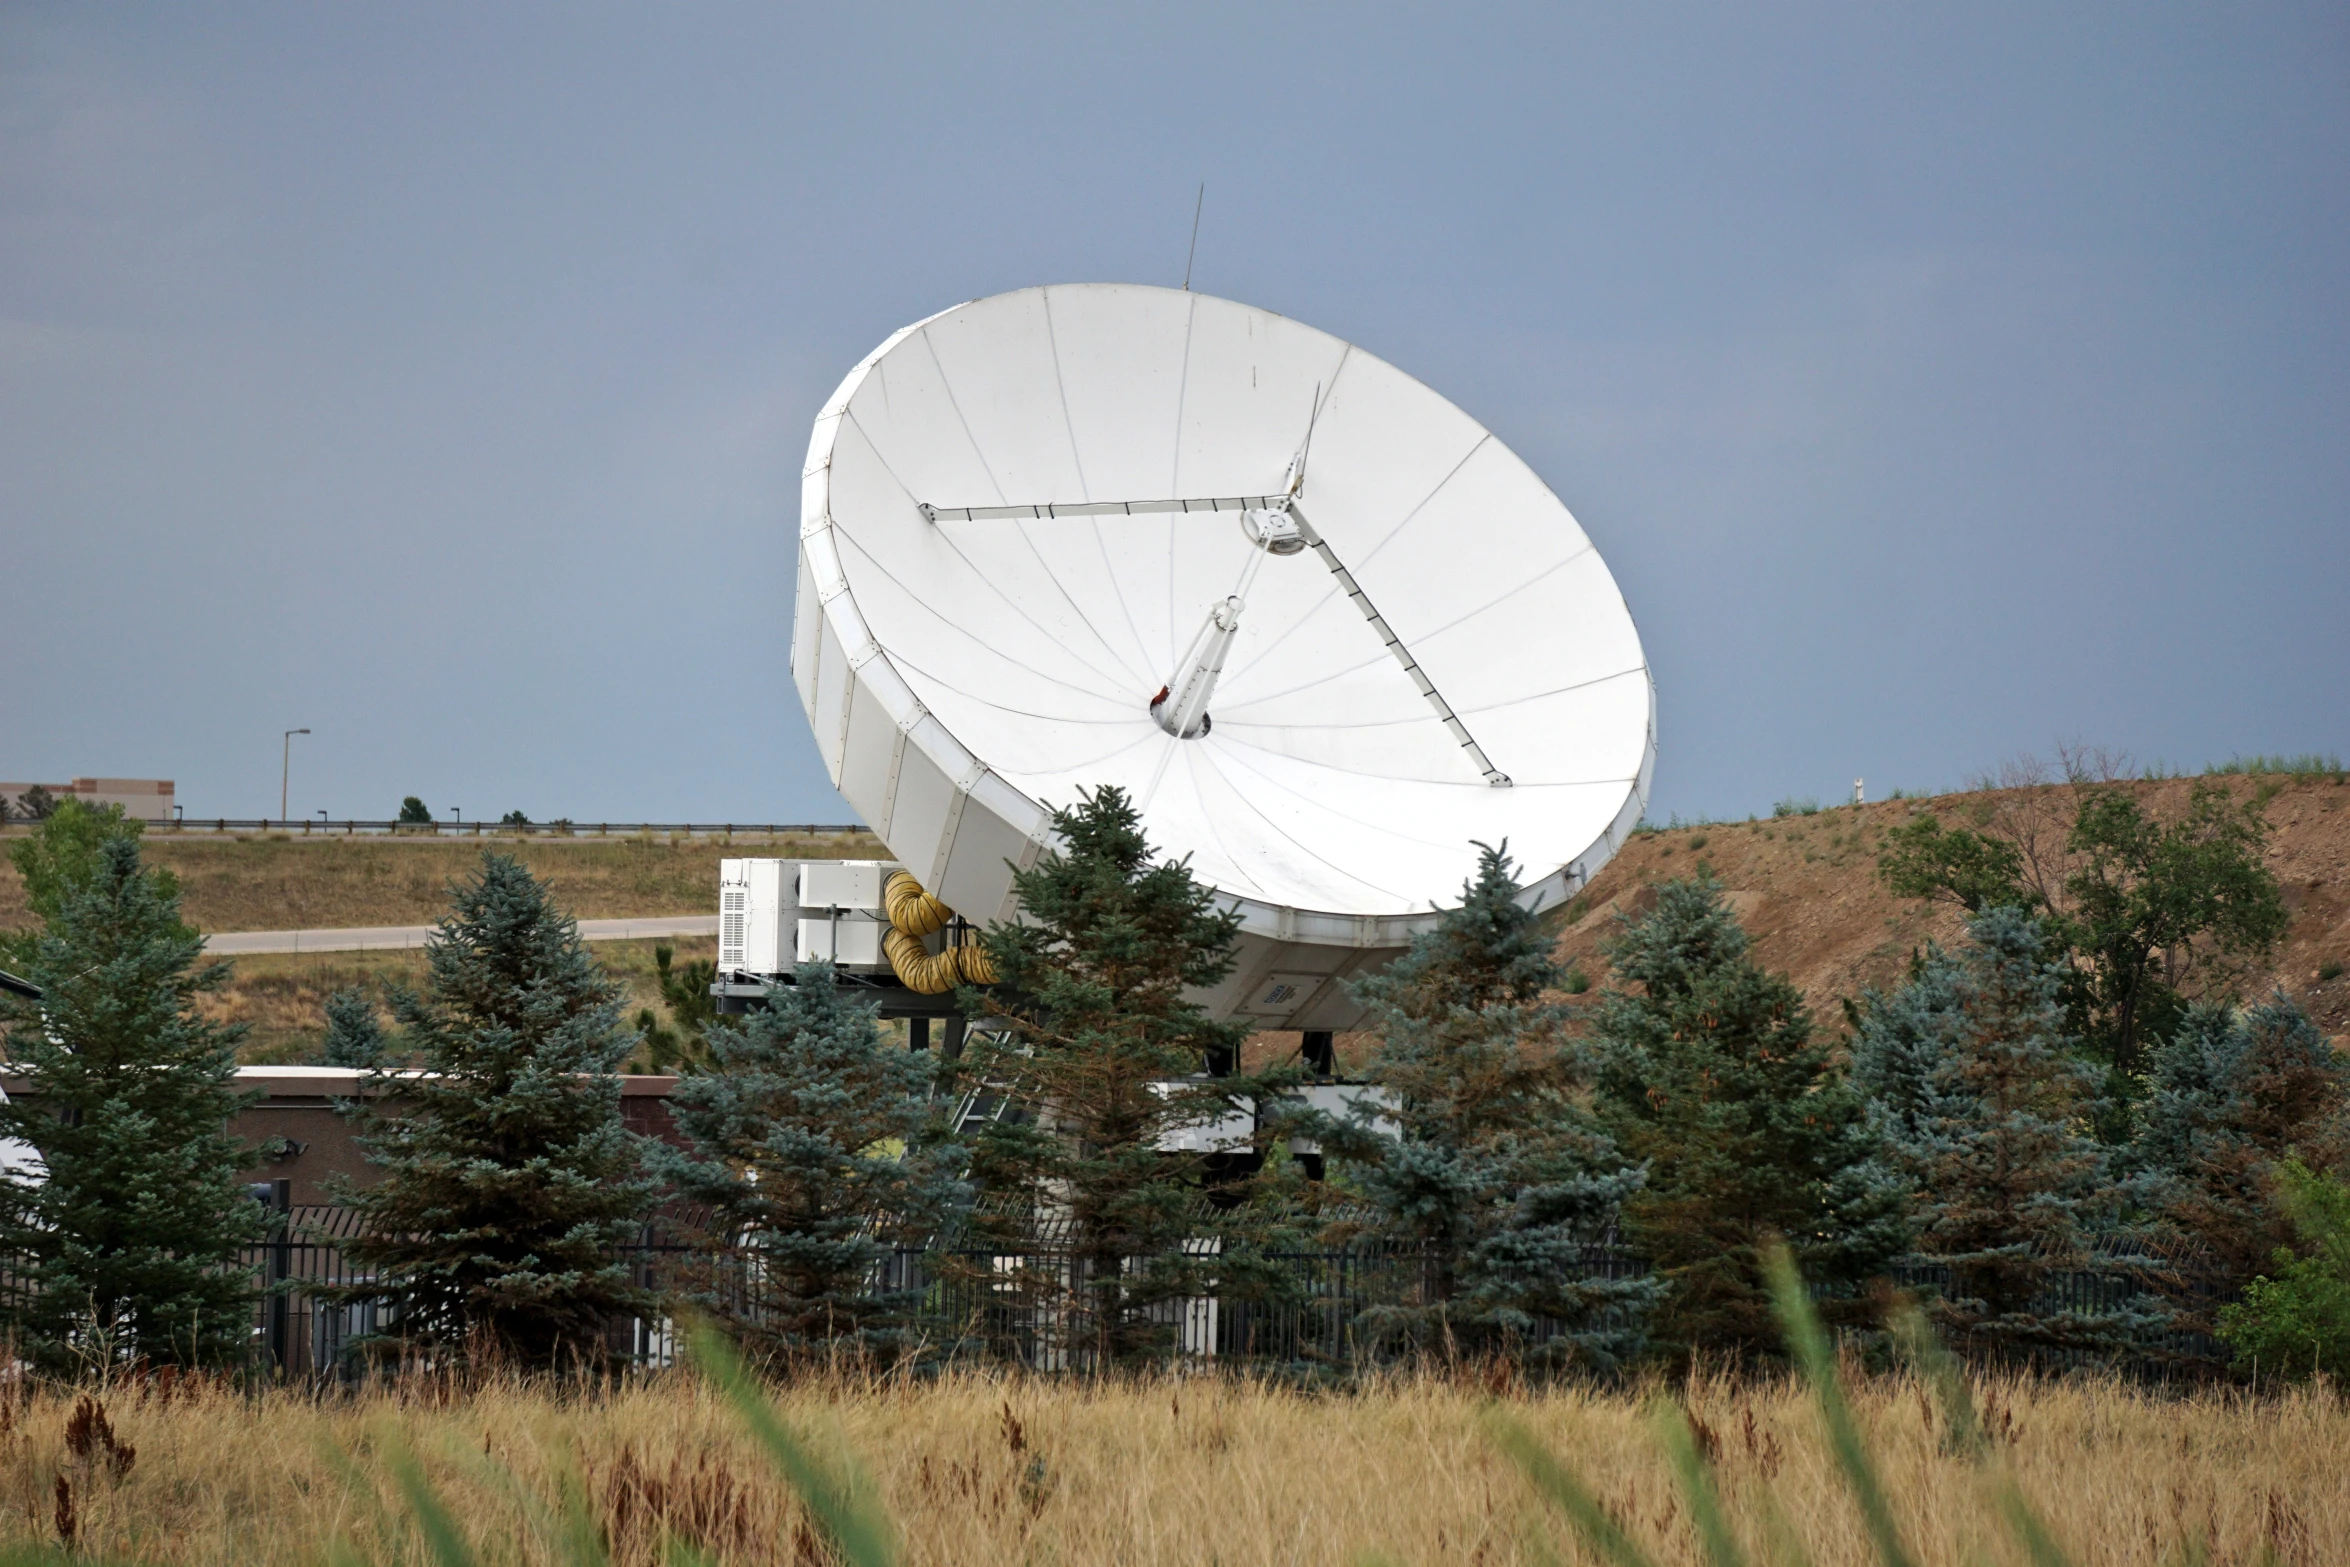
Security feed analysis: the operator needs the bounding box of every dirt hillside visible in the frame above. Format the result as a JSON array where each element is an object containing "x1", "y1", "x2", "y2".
[
  {"x1": 1549, "y1": 774, "x2": 2350, "y2": 1047},
  {"x1": 8, "y1": 785, "x2": 2344, "y2": 1064}
]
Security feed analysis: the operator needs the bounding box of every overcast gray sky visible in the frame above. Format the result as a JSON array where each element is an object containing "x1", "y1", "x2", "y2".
[{"x1": 4, "y1": 5, "x2": 2344, "y2": 826}]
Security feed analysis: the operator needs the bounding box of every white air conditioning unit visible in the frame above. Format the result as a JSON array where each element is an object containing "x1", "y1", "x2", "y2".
[
  {"x1": 796, "y1": 860, "x2": 889, "y2": 970},
  {"x1": 717, "y1": 858, "x2": 791, "y2": 976}
]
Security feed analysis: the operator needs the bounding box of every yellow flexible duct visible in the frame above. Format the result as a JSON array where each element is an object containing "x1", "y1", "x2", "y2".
[
  {"x1": 881, "y1": 926, "x2": 997, "y2": 993},
  {"x1": 883, "y1": 870, "x2": 952, "y2": 936},
  {"x1": 880, "y1": 871, "x2": 997, "y2": 992}
]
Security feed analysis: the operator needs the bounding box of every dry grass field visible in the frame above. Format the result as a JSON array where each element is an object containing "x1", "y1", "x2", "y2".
[
  {"x1": 0, "y1": 1367, "x2": 2337, "y2": 1566},
  {"x1": 0, "y1": 830, "x2": 884, "y2": 936},
  {"x1": 196, "y1": 936, "x2": 721, "y2": 1062},
  {"x1": 0, "y1": 832, "x2": 886, "y2": 1061}
]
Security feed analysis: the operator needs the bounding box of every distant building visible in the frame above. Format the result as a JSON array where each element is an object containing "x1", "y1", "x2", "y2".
[
  {"x1": 1, "y1": 778, "x2": 175, "y2": 822},
  {"x1": 0, "y1": 1066, "x2": 688, "y2": 1207},
  {"x1": 225, "y1": 1068, "x2": 688, "y2": 1205}
]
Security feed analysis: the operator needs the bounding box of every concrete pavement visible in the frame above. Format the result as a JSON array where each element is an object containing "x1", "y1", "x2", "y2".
[{"x1": 202, "y1": 914, "x2": 719, "y2": 955}]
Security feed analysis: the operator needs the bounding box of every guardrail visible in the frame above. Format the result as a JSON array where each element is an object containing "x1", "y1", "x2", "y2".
[{"x1": 12, "y1": 818, "x2": 875, "y2": 839}]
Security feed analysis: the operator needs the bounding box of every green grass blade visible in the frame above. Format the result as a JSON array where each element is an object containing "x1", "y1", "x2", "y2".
[
  {"x1": 437, "y1": 1434, "x2": 611, "y2": 1567},
  {"x1": 1761, "y1": 1243, "x2": 1917, "y2": 1567},
  {"x1": 1887, "y1": 1301, "x2": 1984, "y2": 1459},
  {"x1": 1995, "y1": 1485, "x2": 2076, "y2": 1567},
  {"x1": 686, "y1": 1321, "x2": 897, "y2": 1567},
  {"x1": 556, "y1": 1458, "x2": 616, "y2": 1567},
  {"x1": 1653, "y1": 1401, "x2": 1750, "y2": 1567},
  {"x1": 1752, "y1": 1487, "x2": 1819, "y2": 1567},
  {"x1": 312, "y1": 1433, "x2": 397, "y2": 1566},
  {"x1": 380, "y1": 1431, "x2": 481, "y2": 1567},
  {"x1": 1486, "y1": 1412, "x2": 1664, "y2": 1567},
  {"x1": 662, "y1": 1536, "x2": 722, "y2": 1567},
  {"x1": 1889, "y1": 1300, "x2": 2073, "y2": 1567}
]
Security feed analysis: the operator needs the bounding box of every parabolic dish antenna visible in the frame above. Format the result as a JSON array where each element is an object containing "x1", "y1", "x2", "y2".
[{"x1": 793, "y1": 284, "x2": 1654, "y2": 1028}]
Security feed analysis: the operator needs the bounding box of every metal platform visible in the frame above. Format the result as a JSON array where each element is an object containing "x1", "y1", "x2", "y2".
[{"x1": 712, "y1": 970, "x2": 973, "y2": 1053}]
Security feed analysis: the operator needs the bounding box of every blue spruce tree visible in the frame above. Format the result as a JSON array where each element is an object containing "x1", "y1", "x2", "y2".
[
  {"x1": 319, "y1": 986, "x2": 390, "y2": 1068},
  {"x1": 1334, "y1": 842, "x2": 1657, "y2": 1369},
  {"x1": 1592, "y1": 878, "x2": 1906, "y2": 1362},
  {"x1": 0, "y1": 836, "x2": 262, "y2": 1369},
  {"x1": 332, "y1": 852, "x2": 659, "y2": 1367},
  {"x1": 1850, "y1": 906, "x2": 2158, "y2": 1359},
  {"x1": 659, "y1": 962, "x2": 967, "y2": 1360},
  {"x1": 2136, "y1": 994, "x2": 2349, "y2": 1299}
]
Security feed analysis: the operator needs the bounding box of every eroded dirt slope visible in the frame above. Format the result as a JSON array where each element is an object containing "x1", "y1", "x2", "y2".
[{"x1": 1550, "y1": 775, "x2": 2350, "y2": 1045}]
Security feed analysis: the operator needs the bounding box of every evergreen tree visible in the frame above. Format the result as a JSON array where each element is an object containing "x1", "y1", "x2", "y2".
[
  {"x1": 960, "y1": 786, "x2": 1273, "y2": 1367},
  {"x1": 1334, "y1": 842, "x2": 1656, "y2": 1368},
  {"x1": 659, "y1": 962, "x2": 966, "y2": 1359},
  {"x1": 0, "y1": 837, "x2": 262, "y2": 1370},
  {"x1": 1590, "y1": 878, "x2": 1905, "y2": 1362},
  {"x1": 332, "y1": 852, "x2": 659, "y2": 1367},
  {"x1": 628, "y1": 943, "x2": 718, "y2": 1074},
  {"x1": 1850, "y1": 908, "x2": 2155, "y2": 1358},
  {"x1": 2136, "y1": 994, "x2": 2350, "y2": 1294},
  {"x1": 319, "y1": 986, "x2": 391, "y2": 1068},
  {"x1": 397, "y1": 796, "x2": 433, "y2": 826}
]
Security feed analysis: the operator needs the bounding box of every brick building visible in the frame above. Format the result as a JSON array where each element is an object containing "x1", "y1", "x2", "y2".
[
  {"x1": 0, "y1": 1065, "x2": 687, "y2": 1207},
  {"x1": 1, "y1": 778, "x2": 176, "y2": 822}
]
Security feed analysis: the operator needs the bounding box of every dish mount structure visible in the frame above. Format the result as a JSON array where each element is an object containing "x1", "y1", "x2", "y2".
[{"x1": 791, "y1": 284, "x2": 1653, "y2": 1030}]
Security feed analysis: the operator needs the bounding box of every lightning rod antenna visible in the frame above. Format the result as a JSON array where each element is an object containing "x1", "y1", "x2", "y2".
[
  {"x1": 1299, "y1": 383, "x2": 1322, "y2": 481},
  {"x1": 1286, "y1": 382, "x2": 1323, "y2": 496},
  {"x1": 1182, "y1": 183, "x2": 1204, "y2": 291}
]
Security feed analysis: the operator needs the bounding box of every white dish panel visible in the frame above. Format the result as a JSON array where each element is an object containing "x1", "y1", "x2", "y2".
[{"x1": 795, "y1": 284, "x2": 1655, "y2": 1022}]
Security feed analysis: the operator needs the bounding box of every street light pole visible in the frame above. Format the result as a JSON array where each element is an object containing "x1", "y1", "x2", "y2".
[{"x1": 280, "y1": 729, "x2": 310, "y2": 824}]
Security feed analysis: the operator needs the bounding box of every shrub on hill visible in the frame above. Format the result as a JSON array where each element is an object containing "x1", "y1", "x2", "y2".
[
  {"x1": 2217, "y1": 1157, "x2": 2350, "y2": 1377},
  {"x1": 1878, "y1": 776, "x2": 2288, "y2": 1076},
  {"x1": 628, "y1": 942, "x2": 718, "y2": 1074},
  {"x1": 3, "y1": 798, "x2": 175, "y2": 968}
]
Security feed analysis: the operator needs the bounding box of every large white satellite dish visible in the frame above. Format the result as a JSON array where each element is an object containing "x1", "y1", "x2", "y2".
[{"x1": 793, "y1": 284, "x2": 1653, "y2": 1028}]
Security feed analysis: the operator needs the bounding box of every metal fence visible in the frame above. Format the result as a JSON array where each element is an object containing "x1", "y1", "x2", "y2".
[
  {"x1": 84, "y1": 820, "x2": 873, "y2": 840},
  {"x1": 249, "y1": 1207, "x2": 384, "y2": 1380},
  {"x1": 1884, "y1": 1255, "x2": 2233, "y2": 1369},
  {"x1": 229, "y1": 1211, "x2": 2234, "y2": 1383}
]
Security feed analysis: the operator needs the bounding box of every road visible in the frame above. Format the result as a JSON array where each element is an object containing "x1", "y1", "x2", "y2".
[{"x1": 201, "y1": 915, "x2": 719, "y2": 955}]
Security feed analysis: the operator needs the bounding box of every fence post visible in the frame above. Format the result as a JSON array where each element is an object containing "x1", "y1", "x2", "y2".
[{"x1": 268, "y1": 1178, "x2": 292, "y2": 1376}]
